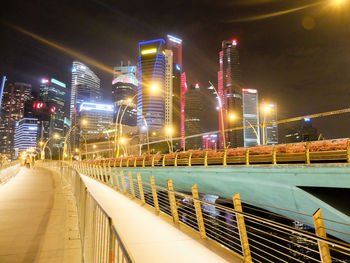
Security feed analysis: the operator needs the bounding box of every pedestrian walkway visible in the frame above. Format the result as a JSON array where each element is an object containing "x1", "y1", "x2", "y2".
[
  {"x1": 0, "y1": 166, "x2": 81, "y2": 263},
  {"x1": 81, "y1": 174, "x2": 243, "y2": 263}
]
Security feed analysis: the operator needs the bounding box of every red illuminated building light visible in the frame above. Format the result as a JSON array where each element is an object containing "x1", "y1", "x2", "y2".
[
  {"x1": 232, "y1": 39, "x2": 238, "y2": 46},
  {"x1": 50, "y1": 106, "x2": 56, "y2": 113}
]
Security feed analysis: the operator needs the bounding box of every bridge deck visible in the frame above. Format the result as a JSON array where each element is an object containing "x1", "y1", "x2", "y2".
[
  {"x1": 0, "y1": 167, "x2": 81, "y2": 263},
  {"x1": 81, "y1": 174, "x2": 242, "y2": 263}
]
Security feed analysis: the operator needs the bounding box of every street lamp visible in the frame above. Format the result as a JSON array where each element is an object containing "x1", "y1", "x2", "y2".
[
  {"x1": 62, "y1": 119, "x2": 87, "y2": 160},
  {"x1": 165, "y1": 125, "x2": 174, "y2": 152},
  {"x1": 208, "y1": 81, "x2": 226, "y2": 149},
  {"x1": 40, "y1": 133, "x2": 60, "y2": 160},
  {"x1": 261, "y1": 104, "x2": 273, "y2": 145},
  {"x1": 228, "y1": 112, "x2": 261, "y2": 146}
]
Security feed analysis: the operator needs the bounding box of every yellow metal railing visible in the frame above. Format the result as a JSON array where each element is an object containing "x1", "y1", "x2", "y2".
[
  {"x1": 88, "y1": 138, "x2": 350, "y2": 168},
  {"x1": 73, "y1": 161, "x2": 350, "y2": 263}
]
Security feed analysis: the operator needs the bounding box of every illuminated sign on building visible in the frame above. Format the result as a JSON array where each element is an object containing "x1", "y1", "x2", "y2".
[
  {"x1": 51, "y1": 78, "x2": 66, "y2": 88},
  {"x1": 141, "y1": 48, "x2": 157, "y2": 55},
  {"x1": 33, "y1": 102, "x2": 44, "y2": 109},
  {"x1": 41, "y1": 78, "x2": 49, "y2": 84},
  {"x1": 242, "y1": 88, "x2": 257, "y2": 94},
  {"x1": 112, "y1": 75, "x2": 138, "y2": 86},
  {"x1": 79, "y1": 102, "x2": 114, "y2": 112},
  {"x1": 167, "y1": 35, "x2": 182, "y2": 44}
]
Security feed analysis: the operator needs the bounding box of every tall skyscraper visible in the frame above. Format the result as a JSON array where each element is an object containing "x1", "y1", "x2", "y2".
[
  {"x1": 185, "y1": 83, "x2": 203, "y2": 150},
  {"x1": 79, "y1": 102, "x2": 114, "y2": 138},
  {"x1": 39, "y1": 78, "x2": 67, "y2": 155},
  {"x1": 14, "y1": 118, "x2": 38, "y2": 158},
  {"x1": 166, "y1": 35, "x2": 183, "y2": 140},
  {"x1": 0, "y1": 81, "x2": 32, "y2": 157},
  {"x1": 112, "y1": 63, "x2": 138, "y2": 126},
  {"x1": 242, "y1": 88, "x2": 260, "y2": 147},
  {"x1": 164, "y1": 50, "x2": 173, "y2": 127},
  {"x1": 137, "y1": 39, "x2": 166, "y2": 132},
  {"x1": 70, "y1": 61, "x2": 101, "y2": 123},
  {"x1": 218, "y1": 39, "x2": 243, "y2": 149},
  {"x1": 263, "y1": 103, "x2": 278, "y2": 145}
]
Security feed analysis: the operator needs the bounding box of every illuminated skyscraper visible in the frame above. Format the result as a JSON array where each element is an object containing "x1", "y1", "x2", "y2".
[
  {"x1": 164, "y1": 50, "x2": 173, "y2": 128},
  {"x1": 166, "y1": 35, "x2": 184, "y2": 142},
  {"x1": 242, "y1": 88, "x2": 260, "y2": 147},
  {"x1": 218, "y1": 39, "x2": 243, "y2": 148},
  {"x1": 14, "y1": 118, "x2": 38, "y2": 158},
  {"x1": 262, "y1": 103, "x2": 278, "y2": 145},
  {"x1": 137, "y1": 39, "x2": 166, "y2": 132},
  {"x1": 79, "y1": 102, "x2": 114, "y2": 138},
  {"x1": 70, "y1": 61, "x2": 101, "y2": 122},
  {"x1": 112, "y1": 63, "x2": 138, "y2": 126},
  {"x1": 185, "y1": 83, "x2": 203, "y2": 149},
  {"x1": 39, "y1": 78, "x2": 67, "y2": 155},
  {"x1": 0, "y1": 81, "x2": 32, "y2": 157}
]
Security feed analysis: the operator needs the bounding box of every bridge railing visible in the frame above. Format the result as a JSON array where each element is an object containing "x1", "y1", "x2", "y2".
[
  {"x1": 75, "y1": 161, "x2": 350, "y2": 263},
  {"x1": 87, "y1": 138, "x2": 350, "y2": 167},
  {"x1": 42, "y1": 161, "x2": 134, "y2": 263},
  {"x1": 0, "y1": 160, "x2": 20, "y2": 184}
]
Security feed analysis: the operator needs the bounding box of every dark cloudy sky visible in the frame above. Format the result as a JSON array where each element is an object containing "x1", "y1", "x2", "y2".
[{"x1": 1, "y1": 0, "x2": 350, "y2": 139}]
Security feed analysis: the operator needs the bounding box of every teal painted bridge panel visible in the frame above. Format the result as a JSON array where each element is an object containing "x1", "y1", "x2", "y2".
[{"x1": 115, "y1": 164, "x2": 350, "y2": 242}]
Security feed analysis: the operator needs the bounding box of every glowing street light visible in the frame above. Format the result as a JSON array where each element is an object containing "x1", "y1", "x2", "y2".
[
  {"x1": 119, "y1": 137, "x2": 126, "y2": 144},
  {"x1": 93, "y1": 144, "x2": 97, "y2": 149},
  {"x1": 165, "y1": 126, "x2": 174, "y2": 152},
  {"x1": 81, "y1": 119, "x2": 88, "y2": 125},
  {"x1": 150, "y1": 83, "x2": 160, "y2": 94},
  {"x1": 229, "y1": 113, "x2": 237, "y2": 121},
  {"x1": 261, "y1": 104, "x2": 274, "y2": 145},
  {"x1": 75, "y1": 148, "x2": 79, "y2": 153}
]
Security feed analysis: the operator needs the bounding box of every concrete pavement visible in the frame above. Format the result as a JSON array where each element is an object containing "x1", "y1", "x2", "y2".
[{"x1": 0, "y1": 166, "x2": 81, "y2": 263}]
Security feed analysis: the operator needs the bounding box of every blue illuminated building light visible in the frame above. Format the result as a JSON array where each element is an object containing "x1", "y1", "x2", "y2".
[
  {"x1": 79, "y1": 102, "x2": 114, "y2": 112},
  {"x1": 175, "y1": 64, "x2": 181, "y2": 71},
  {"x1": 304, "y1": 118, "x2": 311, "y2": 122}
]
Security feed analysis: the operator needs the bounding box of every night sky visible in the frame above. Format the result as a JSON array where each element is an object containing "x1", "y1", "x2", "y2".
[{"x1": 1, "y1": 0, "x2": 350, "y2": 139}]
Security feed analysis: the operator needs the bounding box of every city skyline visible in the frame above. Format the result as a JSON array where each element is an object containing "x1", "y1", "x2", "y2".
[{"x1": 1, "y1": 0, "x2": 350, "y2": 141}]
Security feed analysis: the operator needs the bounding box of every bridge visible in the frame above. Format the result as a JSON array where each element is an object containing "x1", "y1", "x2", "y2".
[{"x1": 1, "y1": 153, "x2": 350, "y2": 262}]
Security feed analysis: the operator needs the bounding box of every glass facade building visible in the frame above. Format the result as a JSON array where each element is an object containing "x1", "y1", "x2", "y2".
[
  {"x1": 185, "y1": 84, "x2": 203, "y2": 150},
  {"x1": 137, "y1": 39, "x2": 166, "y2": 131},
  {"x1": 14, "y1": 118, "x2": 38, "y2": 158},
  {"x1": 79, "y1": 102, "x2": 114, "y2": 138},
  {"x1": 218, "y1": 39, "x2": 243, "y2": 148},
  {"x1": 70, "y1": 61, "x2": 101, "y2": 123},
  {"x1": 242, "y1": 88, "x2": 260, "y2": 147},
  {"x1": 112, "y1": 64, "x2": 137, "y2": 126},
  {"x1": 264, "y1": 103, "x2": 278, "y2": 145},
  {"x1": 0, "y1": 81, "x2": 32, "y2": 157}
]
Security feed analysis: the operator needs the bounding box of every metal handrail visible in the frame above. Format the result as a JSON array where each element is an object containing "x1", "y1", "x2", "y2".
[
  {"x1": 75, "y1": 161, "x2": 350, "y2": 263},
  {"x1": 44, "y1": 162, "x2": 135, "y2": 263},
  {"x1": 87, "y1": 138, "x2": 350, "y2": 167}
]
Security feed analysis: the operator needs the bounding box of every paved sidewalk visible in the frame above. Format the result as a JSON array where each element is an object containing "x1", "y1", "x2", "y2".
[
  {"x1": 0, "y1": 166, "x2": 81, "y2": 263},
  {"x1": 82, "y1": 174, "x2": 243, "y2": 263}
]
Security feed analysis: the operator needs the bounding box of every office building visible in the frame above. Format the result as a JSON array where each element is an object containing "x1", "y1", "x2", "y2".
[
  {"x1": 79, "y1": 102, "x2": 114, "y2": 138},
  {"x1": 203, "y1": 134, "x2": 218, "y2": 150},
  {"x1": 164, "y1": 50, "x2": 173, "y2": 128},
  {"x1": 218, "y1": 39, "x2": 243, "y2": 148},
  {"x1": 185, "y1": 84, "x2": 203, "y2": 150},
  {"x1": 262, "y1": 103, "x2": 278, "y2": 145},
  {"x1": 137, "y1": 39, "x2": 166, "y2": 132},
  {"x1": 13, "y1": 118, "x2": 38, "y2": 158},
  {"x1": 242, "y1": 88, "x2": 260, "y2": 147},
  {"x1": 112, "y1": 63, "x2": 138, "y2": 126},
  {"x1": 70, "y1": 61, "x2": 101, "y2": 123},
  {"x1": 0, "y1": 81, "x2": 32, "y2": 157},
  {"x1": 166, "y1": 35, "x2": 183, "y2": 140},
  {"x1": 284, "y1": 118, "x2": 319, "y2": 143}
]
